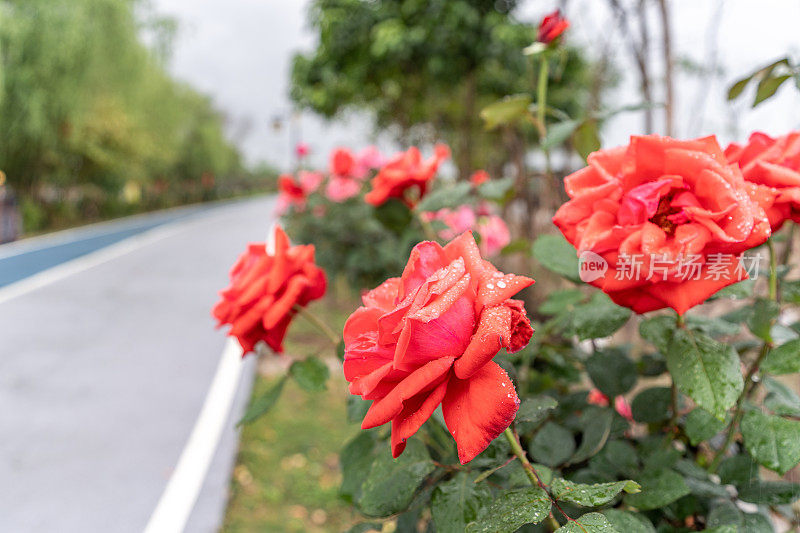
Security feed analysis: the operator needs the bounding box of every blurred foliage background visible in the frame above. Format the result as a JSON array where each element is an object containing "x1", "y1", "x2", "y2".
[{"x1": 0, "y1": 0, "x2": 275, "y2": 234}]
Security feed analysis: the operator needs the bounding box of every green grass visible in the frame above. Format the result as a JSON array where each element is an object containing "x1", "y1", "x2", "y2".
[{"x1": 222, "y1": 290, "x2": 363, "y2": 533}]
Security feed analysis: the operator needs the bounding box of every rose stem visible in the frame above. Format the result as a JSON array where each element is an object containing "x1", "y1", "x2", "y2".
[
  {"x1": 293, "y1": 305, "x2": 341, "y2": 347},
  {"x1": 709, "y1": 239, "x2": 779, "y2": 472},
  {"x1": 502, "y1": 427, "x2": 571, "y2": 530},
  {"x1": 415, "y1": 211, "x2": 440, "y2": 242}
]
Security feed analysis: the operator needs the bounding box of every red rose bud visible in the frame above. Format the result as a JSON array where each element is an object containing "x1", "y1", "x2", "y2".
[
  {"x1": 212, "y1": 226, "x2": 326, "y2": 355},
  {"x1": 537, "y1": 10, "x2": 569, "y2": 44},
  {"x1": 343, "y1": 232, "x2": 534, "y2": 464},
  {"x1": 725, "y1": 130, "x2": 800, "y2": 231},
  {"x1": 365, "y1": 144, "x2": 450, "y2": 207},
  {"x1": 553, "y1": 135, "x2": 771, "y2": 315}
]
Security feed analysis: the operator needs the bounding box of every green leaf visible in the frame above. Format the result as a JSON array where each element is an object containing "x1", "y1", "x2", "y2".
[
  {"x1": 480, "y1": 94, "x2": 533, "y2": 130},
  {"x1": 589, "y1": 440, "x2": 638, "y2": 479},
  {"x1": 624, "y1": 469, "x2": 690, "y2": 510},
  {"x1": 431, "y1": 472, "x2": 492, "y2": 533},
  {"x1": 631, "y1": 387, "x2": 672, "y2": 424},
  {"x1": 478, "y1": 176, "x2": 515, "y2": 203},
  {"x1": 373, "y1": 198, "x2": 413, "y2": 235},
  {"x1": 540, "y1": 289, "x2": 585, "y2": 315},
  {"x1": 289, "y1": 357, "x2": 330, "y2": 392},
  {"x1": 336, "y1": 339, "x2": 345, "y2": 360},
  {"x1": 717, "y1": 454, "x2": 758, "y2": 487},
  {"x1": 741, "y1": 512, "x2": 776, "y2": 533},
  {"x1": 746, "y1": 299, "x2": 780, "y2": 341},
  {"x1": 684, "y1": 408, "x2": 726, "y2": 445},
  {"x1": 639, "y1": 315, "x2": 676, "y2": 353},
  {"x1": 764, "y1": 376, "x2": 800, "y2": 416},
  {"x1": 358, "y1": 438, "x2": 435, "y2": 517},
  {"x1": 572, "y1": 293, "x2": 631, "y2": 340},
  {"x1": 542, "y1": 119, "x2": 580, "y2": 150},
  {"x1": 572, "y1": 119, "x2": 601, "y2": 161},
  {"x1": 707, "y1": 500, "x2": 741, "y2": 529},
  {"x1": 346, "y1": 395, "x2": 371, "y2": 424},
  {"x1": 586, "y1": 349, "x2": 637, "y2": 397},
  {"x1": 554, "y1": 512, "x2": 618, "y2": 532},
  {"x1": 416, "y1": 181, "x2": 472, "y2": 212},
  {"x1": 762, "y1": 339, "x2": 800, "y2": 375},
  {"x1": 712, "y1": 279, "x2": 755, "y2": 300},
  {"x1": 738, "y1": 480, "x2": 800, "y2": 505},
  {"x1": 782, "y1": 279, "x2": 800, "y2": 303},
  {"x1": 532, "y1": 234, "x2": 580, "y2": 282},
  {"x1": 601, "y1": 509, "x2": 655, "y2": 533},
  {"x1": 754, "y1": 74, "x2": 792, "y2": 106},
  {"x1": 727, "y1": 75, "x2": 753, "y2": 101},
  {"x1": 551, "y1": 478, "x2": 640, "y2": 507},
  {"x1": 237, "y1": 377, "x2": 286, "y2": 425},
  {"x1": 340, "y1": 432, "x2": 378, "y2": 502},
  {"x1": 516, "y1": 396, "x2": 558, "y2": 426},
  {"x1": 685, "y1": 315, "x2": 741, "y2": 337},
  {"x1": 666, "y1": 328, "x2": 743, "y2": 420},
  {"x1": 500, "y1": 238, "x2": 530, "y2": 255},
  {"x1": 466, "y1": 486, "x2": 551, "y2": 532},
  {"x1": 569, "y1": 408, "x2": 613, "y2": 464},
  {"x1": 741, "y1": 410, "x2": 800, "y2": 474},
  {"x1": 529, "y1": 421, "x2": 575, "y2": 467}
]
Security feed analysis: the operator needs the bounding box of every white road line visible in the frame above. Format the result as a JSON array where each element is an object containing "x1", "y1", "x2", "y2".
[
  {"x1": 0, "y1": 223, "x2": 187, "y2": 306},
  {"x1": 144, "y1": 220, "x2": 275, "y2": 533},
  {"x1": 143, "y1": 338, "x2": 245, "y2": 533}
]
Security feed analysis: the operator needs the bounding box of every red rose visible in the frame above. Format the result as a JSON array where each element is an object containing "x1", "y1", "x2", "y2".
[
  {"x1": 553, "y1": 135, "x2": 771, "y2": 315},
  {"x1": 725, "y1": 131, "x2": 800, "y2": 231},
  {"x1": 470, "y1": 170, "x2": 490, "y2": 186},
  {"x1": 343, "y1": 232, "x2": 534, "y2": 464},
  {"x1": 537, "y1": 10, "x2": 569, "y2": 44},
  {"x1": 330, "y1": 147, "x2": 356, "y2": 177},
  {"x1": 276, "y1": 174, "x2": 307, "y2": 214},
  {"x1": 365, "y1": 144, "x2": 450, "y2": 207},
  {"x1": 213, "y1": 226, "x2": 326, "y2": 354}
]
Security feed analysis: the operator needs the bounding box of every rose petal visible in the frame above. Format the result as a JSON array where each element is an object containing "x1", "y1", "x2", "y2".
[{"x1": 442, "y1": 361, "x2": 519, "y2": 464}]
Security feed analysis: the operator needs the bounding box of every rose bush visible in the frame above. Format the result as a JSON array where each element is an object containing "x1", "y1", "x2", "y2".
[{"x1": 220, "y1": 43, "x2": 800, "y2": 530}]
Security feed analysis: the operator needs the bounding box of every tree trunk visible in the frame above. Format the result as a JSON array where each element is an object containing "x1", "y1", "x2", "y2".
[{"x1": 657, "y1": 0, "x2": 675, "y2": 136}]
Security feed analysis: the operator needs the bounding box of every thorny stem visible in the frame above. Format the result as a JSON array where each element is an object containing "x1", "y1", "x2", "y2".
[
  {"x1": 293, "y1": 305, "x2": 341, "y2": 348},
  {"x1": 503, "y1": 428, "x2": 570, "y2": 530},
  {"x1": 416, "y1": 210, "x2": 440, "y2": 242},
  {"x1": 709, "y1": 240, "x2": 779, "y2": 472},
  {"x1": 536, "y1": 58, "x2": 553, "y2": 177}
]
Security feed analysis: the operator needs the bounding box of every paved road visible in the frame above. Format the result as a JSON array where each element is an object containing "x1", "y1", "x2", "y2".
[
  {"x1": 0, "y1": 203, "x2": 210, "y2": 288},
  {"x1": 0, "y1": 196, "x2": 274, "y2": 532}
]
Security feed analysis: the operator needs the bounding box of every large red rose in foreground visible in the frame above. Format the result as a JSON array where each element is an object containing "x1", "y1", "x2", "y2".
[
  {"x1": 365, "y1": 144, "x2": 450, "y2": 207},
  {"x1": 343, "y1": 232, "x2": 534, "y2": 464},
  {"x1": 213, "y1": 226, "x2": 326, "y2": 354},
  {"x1": 553, "y1": 135, "x2": 770, "y2": 315},
  {"x1": 725, "y1": 131, "x2": 800, "y2": 231}
]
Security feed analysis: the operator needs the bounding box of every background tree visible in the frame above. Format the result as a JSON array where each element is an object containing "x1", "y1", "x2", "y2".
[
  {"x1": 0, "y1": 0, "x2": 257, "y2": 231},
  {"x1": 291, "y1": 0, "x2": 598, "y2": 180}
]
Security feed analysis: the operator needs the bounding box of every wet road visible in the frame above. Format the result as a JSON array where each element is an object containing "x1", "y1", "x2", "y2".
[{"x1": 0, "y1": 196, "x2": 274, "y2": 532}]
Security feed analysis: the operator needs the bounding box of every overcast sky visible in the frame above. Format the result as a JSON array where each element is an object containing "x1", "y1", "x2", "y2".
[{"x1": 150, "y1": 0, "x2": 800, "y2": 170}]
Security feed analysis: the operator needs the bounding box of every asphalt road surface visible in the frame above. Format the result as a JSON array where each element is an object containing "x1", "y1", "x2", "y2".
[{"x1": 0, "y1": 196, "x2": 275, "y2": 532}]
